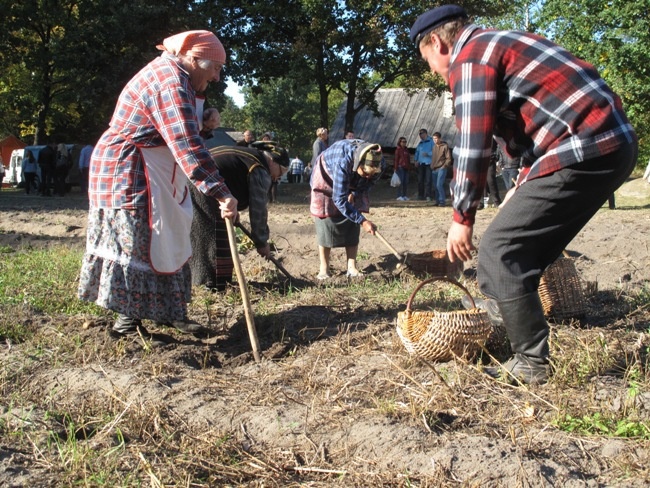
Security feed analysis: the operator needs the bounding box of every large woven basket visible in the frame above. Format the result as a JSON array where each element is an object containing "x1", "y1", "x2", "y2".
[
  {"x1": 396, "y1": 277, "x2": 491, "y2": 362},
  {"x1": 407, "y1": 250, "x2": 463, "y2": 279},
  {"x1": 538, "y1": 256, "x2": 587, "y2": 321}
]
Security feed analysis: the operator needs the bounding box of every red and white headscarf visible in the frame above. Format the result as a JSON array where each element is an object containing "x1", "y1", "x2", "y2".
[{"x1": 156, "y1": 30, "x2": 226, "y2": 64}]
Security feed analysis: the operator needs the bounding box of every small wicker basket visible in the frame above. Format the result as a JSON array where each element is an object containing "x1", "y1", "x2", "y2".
[
  {"x1": 396, "y1": 277, "x2": 491, "y2": 362},
  {"x1": 407, "y1": 250, "x2": 463, "y2": 279},
  {"x1": 538, "y1": 256, "x2": 587, "y2": 321}
]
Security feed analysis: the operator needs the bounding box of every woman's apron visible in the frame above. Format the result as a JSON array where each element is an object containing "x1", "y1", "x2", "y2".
[
  {"x1": 141, "y1": 97, "x2": 205, "y2": 274},
  {"x1": 141, "y1": 146, "x2": 192, "y2": 274}
]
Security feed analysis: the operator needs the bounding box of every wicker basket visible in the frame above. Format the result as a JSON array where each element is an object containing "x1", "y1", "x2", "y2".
[
  {"x1": 407, "y1": 250, "x2": 463, "y2": 279},
  {"x1": 538, "y1": 257, "x2": 587, "y2": 321},
  {"x1": 396, "y1": 277, "x2": 491, "y2": 362}
]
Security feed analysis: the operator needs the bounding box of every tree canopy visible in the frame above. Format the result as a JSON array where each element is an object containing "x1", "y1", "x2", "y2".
[
  {"x1": 0, "y1": 0, "x2": 647, "y2": 164},
  {"x1": 537, "y1": 0, "x2": 650, "y2": 159}
]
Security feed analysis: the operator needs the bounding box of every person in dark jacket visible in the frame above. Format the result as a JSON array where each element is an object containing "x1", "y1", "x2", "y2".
[
  {"x1": 37, "y1": 141, "x2": 56, "y2": 196},
  {"x1": 189, "y1": 144, "x2": 288, "y2": 291}
]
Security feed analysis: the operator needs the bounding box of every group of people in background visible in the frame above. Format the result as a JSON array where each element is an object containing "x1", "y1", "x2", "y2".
[
  {"x1": 25, "y1": 141, "x2": 73, "y2": 197},
  {"x1": 394, "y1": 128, "x2": 454, "y2": 205}
]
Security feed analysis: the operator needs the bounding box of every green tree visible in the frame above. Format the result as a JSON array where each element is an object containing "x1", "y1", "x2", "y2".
[
  {"x1": 213, "y1": 1, "x2": 506, "y2": 135},
  {"x1": 537, "y1": 0, "x2": 650, "y2": 164},
  {"x1": 0, "y1": 0, "x2": 204, "y2": 144}
]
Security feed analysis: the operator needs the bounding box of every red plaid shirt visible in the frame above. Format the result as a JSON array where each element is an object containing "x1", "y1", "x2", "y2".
[
  {"x1": 88, "y1": 53, "x2": 231, "y2": 209},
  {"x1": 449, "y1": 25, "x2": 637, "y2": 225}
]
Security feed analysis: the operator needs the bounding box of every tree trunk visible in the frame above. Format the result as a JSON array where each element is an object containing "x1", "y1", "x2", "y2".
[
  {"x1": 34, "y1": 67, "x2": 53, "y2": 145},
  {"x1": 315, "y1": 45, "x2": 329, "y2": 128}
]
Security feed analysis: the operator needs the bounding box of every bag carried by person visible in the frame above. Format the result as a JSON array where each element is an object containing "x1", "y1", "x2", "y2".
[{"x1": 390, "y1": 171, "x2": 401, "y2": 187}]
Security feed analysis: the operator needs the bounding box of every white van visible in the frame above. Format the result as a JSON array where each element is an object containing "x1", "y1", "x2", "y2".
[{"x1": 7, "y1": 144, "x2": 79, "y2": 190}]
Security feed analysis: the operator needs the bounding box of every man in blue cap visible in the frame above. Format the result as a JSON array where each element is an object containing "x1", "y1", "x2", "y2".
[{"x1": 410, "y1": 5, "x2": 637, "y2": 384}]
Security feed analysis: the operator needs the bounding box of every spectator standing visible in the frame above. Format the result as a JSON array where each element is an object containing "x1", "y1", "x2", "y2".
[
  {"x1": 54, "y1": 143, "x2": 72, "y2": 197},
  {"x1": 414, "y1": 129, "x2": 433, "y2": 200},
  {"x1": 430, "y1": 132, "x2": 452, "y2": 206},
  {"x1": 480, "y1": 143, "x2": 502, "y2": 208},
  {"x1": 78, "y1": 144, "x2": 94, "y2": 196},
  {"x1": 310, "y1": 139, "x2": 384, "y2": 279},
  {"x1": 77, "y1": 30, "x2": 238, "y2": 343},
  {"x1": 394, "y1": 137, "x2": 411, "y2": 201},
  {"x1": 289, "y1": 156, "x2": 304, "y2": 183},
  {"x1": 303, "y1": 162, "x2": 313, "y2": 181},
  {"x1": 38, "y1": 141, "x2": 56, "y2": 196},
  {"x1": 311, "y1": 127, "x2": 329, "y2": 165},
  {"x1": 237, "y1": 130, "x2": 255, "y2": 147},
  {"x1": 345, "y1": 131, "x2": 356, "y2": 140},
  {"x1": 21, "y1": 150, "x2": 39, "y2": 194},
  {"x1": 410, "y1": 5, "x2": 637, "y2": 384}
]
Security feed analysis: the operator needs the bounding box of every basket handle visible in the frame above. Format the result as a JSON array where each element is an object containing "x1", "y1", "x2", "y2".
[{"x1": 405, "y1": 277, "x2": 476, "y2": 312}]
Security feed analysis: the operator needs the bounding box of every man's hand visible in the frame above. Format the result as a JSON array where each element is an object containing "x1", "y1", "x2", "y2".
[
  {"x1": 218, "y1": 196, "x2": 238, "y2": 221},
  {"x1": 361, "y1": 219, "x2": 376, "y2": 235},
  {"x1": 447, "y1": 221, "x2": 476, "y2": 262},
  {"x1": 256, "y1": 243, "x2": 271, "y2": 258}
]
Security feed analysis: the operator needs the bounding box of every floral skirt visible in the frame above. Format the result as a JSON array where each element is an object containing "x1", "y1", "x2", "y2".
[{"x1": 78, "y1": 207, "x2": 192, "y2": 321}]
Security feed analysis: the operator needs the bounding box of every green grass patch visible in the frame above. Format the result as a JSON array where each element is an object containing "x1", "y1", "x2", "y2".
[
  {"x1": 554, "y1": 412, "x2": 650, "y2": 439},
  {"x1": 0, "y1": 247, "x2": 103, "y2": 316}
]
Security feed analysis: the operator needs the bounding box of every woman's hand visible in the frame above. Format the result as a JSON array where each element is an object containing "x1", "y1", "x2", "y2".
[
  {"x1": 256, "y1": 243, "x2": 271, "y2": 258},
  {"x1": 219, "y1": 196, "x2": 238, "y2": 221},
  {"x1": 361, "y1": 219, "x2": 377, "y2": 235}
]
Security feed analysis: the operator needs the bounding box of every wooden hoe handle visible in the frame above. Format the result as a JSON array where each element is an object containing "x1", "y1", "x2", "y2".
[{"x1": 226, "y1": 217, "x2": 261, "y2": 363}]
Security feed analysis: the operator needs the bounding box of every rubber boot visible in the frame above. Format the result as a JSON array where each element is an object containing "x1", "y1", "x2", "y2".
[
  {"x1": 112, "y1": 315, "x2": 142, "y2": 334},
  {"x1": 111, "y1": 314, "x2": 168, "y2": 347},
  {"x1": 461, "y1": 295, "x2": 503, "y2": 328},
  {"x1": 485, "y1": 293, "x2": 549, "y2": 385},
  {"x1": 156, "y1": 318, "x2": 211, "y2": 337}
]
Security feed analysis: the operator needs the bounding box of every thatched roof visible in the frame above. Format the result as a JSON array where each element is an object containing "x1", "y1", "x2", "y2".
[{"x1": 329, "y1": 88, "x2": 457, "y2": 150}]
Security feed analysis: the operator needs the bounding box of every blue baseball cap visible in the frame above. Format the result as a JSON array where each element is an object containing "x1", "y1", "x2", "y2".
[{"x1": 409, "y1": 4, "x2": 468, "y2": 50}]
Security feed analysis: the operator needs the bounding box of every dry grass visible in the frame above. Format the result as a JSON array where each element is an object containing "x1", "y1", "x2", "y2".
[
  {"x1": 2, "y1": 264, "x2": 650, "y2": 486},
  {"x1": 2, "y1": 184, "x2": 650, "y2": 485}
]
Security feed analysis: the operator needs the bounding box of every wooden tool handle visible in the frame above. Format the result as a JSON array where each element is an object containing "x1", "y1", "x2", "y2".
[
  {"x1": 374, "y1": 230, "x2": 403, "y2": 260},
  {"x1": 226, "y1": 218, "x2": 261, "y2": 363}
]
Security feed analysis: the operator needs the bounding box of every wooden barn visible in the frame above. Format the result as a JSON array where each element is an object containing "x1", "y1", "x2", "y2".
[{"x1": 329, "y1": 88, "x2": 457, "y2": 167}]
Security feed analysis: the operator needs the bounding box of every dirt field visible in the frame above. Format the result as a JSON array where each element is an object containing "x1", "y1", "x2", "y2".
[{"x1": 1, "y1": 176, "x2": 650, "y2": 486}]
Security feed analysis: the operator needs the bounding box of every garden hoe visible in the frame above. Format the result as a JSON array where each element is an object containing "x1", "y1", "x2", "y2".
[
  {"x1": 374, "y1": 230, "x2": 410, "y2": 273},
  {"x1": 225, "y1": 217, "x2": 261, "y2": 363}
]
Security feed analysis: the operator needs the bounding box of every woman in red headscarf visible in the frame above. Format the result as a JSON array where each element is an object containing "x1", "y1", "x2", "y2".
[{"x1": 78, "y1": 31, "x2": 238, "y2": 344}]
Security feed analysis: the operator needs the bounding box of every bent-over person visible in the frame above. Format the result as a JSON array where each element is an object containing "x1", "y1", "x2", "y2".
[
  {"x1": 310, "y1": 139, "x2": 384, "y2": 279},
  {"x1": 190, "y1": 144, "x2": 288, "y2": 291}
]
